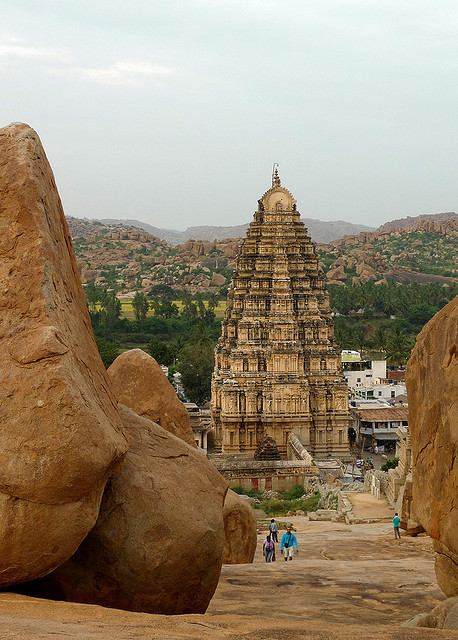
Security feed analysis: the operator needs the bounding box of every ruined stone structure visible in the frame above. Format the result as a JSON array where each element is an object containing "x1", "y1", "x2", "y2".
[{"x1": 211, "y1": 172, "x2": 350, "y2": 458}]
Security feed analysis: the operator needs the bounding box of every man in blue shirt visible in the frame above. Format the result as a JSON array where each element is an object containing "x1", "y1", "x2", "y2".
[
  {"x1": 280, "y1": 525, "x2": 298, "y2": 561},
  {"x1": 393, "y1": 513, "x2": 401, "y2": 539}
]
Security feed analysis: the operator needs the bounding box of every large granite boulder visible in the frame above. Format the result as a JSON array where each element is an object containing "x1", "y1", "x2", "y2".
[
  {"x1": 405, "y1": 296, "x2": 458, "y2": 596},
  {"x1": 107, "y1": 349, "x2": 196, "y2": 447},
  {"x1": 30, "y1": 405, "x2": 228, "y2": 614},
  {"x1": 222, "y1": 490, "x2": 257, "y2": 564},
  {"x1": 0, "y1": 123, "x2": 128, "y2": 587}
]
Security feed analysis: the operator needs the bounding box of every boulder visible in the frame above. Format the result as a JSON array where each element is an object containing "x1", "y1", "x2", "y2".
[
  {"x1": 405, "y1": 297, "x2": 458, "y2": 596},
  {"x1": 222, "y1": 490, "x2": 257, "y2": 564},
  {"x1": 29, "y1": 405, "x2": 228, "y2": 614},
  {"x1": 0, "y1": 123, "x2": 128, "y2": 587},
  {"x1": 326, "y1": 265, "x2": 346, "y2": 281},
  {"x1": 107, "y1": 349, "x2": 196, "y2": 447},
  {"x1": 211, "y1": 272, "x2": 226, "y2": 287},
  {"x1": 403, "y1": 597, "x2": 458, "y2": 630}
]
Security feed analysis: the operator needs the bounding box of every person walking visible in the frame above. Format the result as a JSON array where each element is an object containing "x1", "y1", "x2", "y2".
[
  {"x1": 280, "y1": 525, "x2": 298, "y2": 561},
  {"x1": 269, "y1": 518, "x2": 278, "y2": 543},
  {"x1": 393, "y1": 512, "x2": 401, "y2": 539},
  {"x1": 263, "y1": 534, "x2": 275, "y2": 563}
]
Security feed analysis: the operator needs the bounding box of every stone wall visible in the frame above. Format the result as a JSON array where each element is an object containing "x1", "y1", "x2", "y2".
[{"x1": 211, "y1": 458, "x2": 319, "y2": 492}]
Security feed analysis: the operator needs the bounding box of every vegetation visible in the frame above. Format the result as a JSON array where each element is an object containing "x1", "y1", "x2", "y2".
[
  {"x1": 84, "y1": 253, "x2": 456, "y2": 403},
  {"x1": 230, "y1": 485, "x2": 321, "y2": 516},
  {"x1": 381, "y1": 457, "x2": 400, "y2": 472}
]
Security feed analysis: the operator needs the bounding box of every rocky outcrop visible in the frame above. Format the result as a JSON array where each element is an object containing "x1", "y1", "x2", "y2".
[
  {"x1": 399, "y1": 474, "x2": 425, "y2": 536},
  {"x1": 0, "y1": 123, "x2": 128, "y2": 587},
  {"x1": 404, "y1": 597, "x2": 458, "y2": 630},
  {"x1": 405, "y1": 296, "x2": 458, "y2": 596},
  {"x1": 31, "y1": 405, "x2": 228, "y2": 614},
  {"x1": 107, "y1": 349, "x2": 196, "y2": 447},
  {"x1": 222, "y1": 490, "x2": 257, "y2": 564}
]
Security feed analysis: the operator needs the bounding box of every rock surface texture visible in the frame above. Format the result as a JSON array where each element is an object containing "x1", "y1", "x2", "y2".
[
  {"x1": 107, "y1": 349, "x2": 196, "y2": 447},
  {"x1": 32, "y1": 405, "x2": 228, "y2": 614},
  {"x1": 222, "y1": 490, "x2": 257, "y2": 564},
  {"x1": 405, "y1": 296, "x2": 458, "y2": 596},
  {"x1": 0, "y1": 123, "x2": 128, "y2": 587}
]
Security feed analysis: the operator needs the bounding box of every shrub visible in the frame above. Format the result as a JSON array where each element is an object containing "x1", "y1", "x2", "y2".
[
  {"x1": 280, "y1": 484, "x2": 304, "y2": 500},
  {"x1": 381, "y1": 457, "x2": 399, "y2": 472}
]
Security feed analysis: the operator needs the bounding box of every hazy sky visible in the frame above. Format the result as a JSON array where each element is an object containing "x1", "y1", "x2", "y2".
[{"x1": 2, "y1": 1, "x2": 457, "y2": 230}]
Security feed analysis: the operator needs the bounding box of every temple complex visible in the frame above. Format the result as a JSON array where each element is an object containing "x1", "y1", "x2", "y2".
[{"x1": 211, "y1": 171, "x2": 350, "y2": 458}]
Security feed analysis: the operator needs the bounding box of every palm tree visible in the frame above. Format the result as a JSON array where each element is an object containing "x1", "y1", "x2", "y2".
[
  {"x1": 190, "y1": 321, "x2": 215, "y2": 350},
  {"x1": 386, "y1": 325, "x2": 414, "y2": 367},
  {"x1": 373, "y1": 326, "x2": 387, "y2": 357}
]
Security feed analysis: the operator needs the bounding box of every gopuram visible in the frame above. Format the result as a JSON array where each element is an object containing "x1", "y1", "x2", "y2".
[{"x1": 211, "y1": 171, "x2": 350, "y2": 459}]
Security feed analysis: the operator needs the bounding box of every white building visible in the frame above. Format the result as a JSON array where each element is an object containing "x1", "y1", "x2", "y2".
[{"x1": 342, "y1": 354, "x2": 407, "y2": 402}]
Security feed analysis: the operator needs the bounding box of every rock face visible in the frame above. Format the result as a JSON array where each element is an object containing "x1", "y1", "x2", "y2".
[
  {"x1": 32, "y1": 405, "x2": 228, "y2": 614},
  {"x1": 107, "y1": 349, "x2": 196, "y2": 447},
  {"x1": 405, "y1": 296, "x2": 458, "y2": 596},
  {"x1": 0, "y1": 123, "x2": 128, "y2": 587},
  {"x1": 222, "y1": 490, "x2": 257, "y2": 564}
]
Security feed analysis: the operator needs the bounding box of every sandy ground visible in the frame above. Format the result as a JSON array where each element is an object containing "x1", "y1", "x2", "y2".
[
  {"x1": 0, "y1": 518, "x2": 455, "y2": 639},
  {"x1": 345, "y1": 491, "x2": 394, "y2": 518}
]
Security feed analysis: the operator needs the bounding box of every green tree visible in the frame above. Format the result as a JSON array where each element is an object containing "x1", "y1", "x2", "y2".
[
  {"x1": 386, "y1": 325, "x2": 413, "y2": 367},
  {"x1": 149, "y1": 284, "x2": 176, "y2": 299},
  {"x1": 177, "y1": 343, "x2": 214, "y2": 404},
  {"x1": 95, "y1": 338, "x2": 119, "y2": 368},
  {"x1": 132, "y1": 291, "x2": 149, "y2": 324},
  {"x1": 150, "y1": 297, "x2": 179, "y2": 318},
  {"x1": 85, "y1": 281, "x2": 99, "y2": 314},
  {"x1": 147, "y1": 337, "x2": 175, "y2": 366},
  {"x1": 373, "y1": 326, "x2": 387, "y2": 357},
  {"x1": 100, "y1": 291, "x2": 121, "y2": 331}
]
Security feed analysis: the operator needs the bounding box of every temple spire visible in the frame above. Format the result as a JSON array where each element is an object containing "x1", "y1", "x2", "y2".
[{"x1": 272, "y1": 163, "x2": 281, "y2": 187}]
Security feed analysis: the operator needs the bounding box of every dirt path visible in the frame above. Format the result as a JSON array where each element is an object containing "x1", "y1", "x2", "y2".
[
  {"x1": 0, "y1": 520, "x2": 453, "y2": 639},
  {"x1": 345, "y1": 491, "x2": 394, "y2": 518}
]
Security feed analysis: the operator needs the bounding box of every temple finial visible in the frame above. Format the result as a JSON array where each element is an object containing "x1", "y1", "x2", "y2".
[{"x1": 272, "y1": 163, "x2": 281, "y2": 186}]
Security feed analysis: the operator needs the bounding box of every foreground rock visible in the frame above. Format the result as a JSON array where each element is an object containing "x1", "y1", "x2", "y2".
[
  {"x1": 405, "y1": 296, "x2": 458, "y2": 596},
  {"x1": 29, "y1": 405, "x2": 227, "y2": 614},
  {"x1": 404, "y1": 597, "x2": 458, "y2": 630},
  {"x1": 222, "y1": 490, "x2": 257, "y2": 564},
  {"x1": 0, "y1": 123, "x2": 128, "y2": 587},
  {"x1": 107, "y1": 349, "x2": 196, "y2": 446}
]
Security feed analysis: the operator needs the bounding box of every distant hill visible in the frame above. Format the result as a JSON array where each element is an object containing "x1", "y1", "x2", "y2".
[
  {"x1": 98, "y1": 218, "x2": 374, "y2": 245},
  {"x1": 376, "y1": 212, "x2": 456, "y2": 233},
  {"x1": 67, "y1": 211, "x2": 457, "y2": 295}
]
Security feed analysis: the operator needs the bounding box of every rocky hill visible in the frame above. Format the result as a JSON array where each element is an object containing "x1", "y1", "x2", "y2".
[
  {"x1": 67, "y1": 213, "x2": 457, "y2": 295},
  {"x1": 376, "y1": 211, "x2": 456, "y2": 233},
  {"x1": 98, "y1": 217, "x2": 374, "y2": 245},
  {"x1": 320, "y1": 215, "x2": 457, "y2": 287}
]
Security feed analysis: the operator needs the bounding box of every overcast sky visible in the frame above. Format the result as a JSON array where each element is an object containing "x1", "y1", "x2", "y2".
[{"x1": 2, "y1": 1, "x2": 457, "y2": 230}]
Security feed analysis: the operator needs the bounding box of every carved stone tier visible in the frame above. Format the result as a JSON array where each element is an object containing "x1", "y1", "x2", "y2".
[{"x1": 211, "y1": 172, "x2": 350, "y2": 458}]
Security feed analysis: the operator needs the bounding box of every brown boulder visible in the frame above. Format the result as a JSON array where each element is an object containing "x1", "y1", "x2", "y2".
[
  {"x1": 0, "y1": 123, "x2": 128, "y2": 586},
  {"x1": 222, "y1": 490, "x2": 257, "y2": 564},
  {"x1": 405, "y1": 296, "x2": 458, "y2": 596},
  {"x1": 107, "y1": 349, "x2": 196, "y2": 447},
  {"x1": 326, "y1": 265, "x2": 346, "y2": 281},
  {"x1": 211, "y1": 272, "x2": 227, "y2": 287},
  {"x1": 32, "y1": 405, "x2": 228, "y2": 614}
]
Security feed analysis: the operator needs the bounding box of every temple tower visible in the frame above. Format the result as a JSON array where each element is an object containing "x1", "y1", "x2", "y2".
[{"x1": 211, "y1": 171, "x2": 350, "y2": 458}]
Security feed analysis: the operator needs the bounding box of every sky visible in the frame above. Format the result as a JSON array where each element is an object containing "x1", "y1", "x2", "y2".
[{"x1": 1, "y1": 0, "x2": 457, "y2": 230}]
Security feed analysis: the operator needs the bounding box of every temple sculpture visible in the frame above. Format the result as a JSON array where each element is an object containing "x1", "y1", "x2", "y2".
[{"x1": 211, "y1": 171, "x2": 350, "y2": 458}]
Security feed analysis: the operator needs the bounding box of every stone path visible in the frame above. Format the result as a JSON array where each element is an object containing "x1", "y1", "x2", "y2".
[
  {"x1": 345, "y1": 491, "x2": 394, "y2": 519},
  {"x1": 0, "y1": 519, "x2": 454, "y2": 639}
]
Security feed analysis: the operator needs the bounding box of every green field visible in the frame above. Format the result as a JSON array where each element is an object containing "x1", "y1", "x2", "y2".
[{"x1": 114, "y1": 299, "x2": 228, "y2": 320}]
